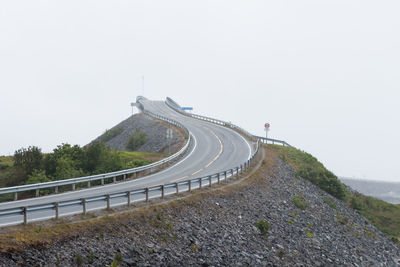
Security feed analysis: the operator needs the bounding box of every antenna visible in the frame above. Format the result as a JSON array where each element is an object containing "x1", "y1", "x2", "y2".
[{"x1": 142, "y1": 75, "x2": 144, "y2": 96}]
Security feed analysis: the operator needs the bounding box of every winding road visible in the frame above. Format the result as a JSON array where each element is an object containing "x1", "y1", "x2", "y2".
[{"x1": 0, "y1": 98, "x2": 254, "y2": 226}]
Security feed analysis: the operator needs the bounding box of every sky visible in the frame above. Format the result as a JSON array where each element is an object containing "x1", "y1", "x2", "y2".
[{"x1": 0, "y1": 1, "x2": 399, "y2": 182}]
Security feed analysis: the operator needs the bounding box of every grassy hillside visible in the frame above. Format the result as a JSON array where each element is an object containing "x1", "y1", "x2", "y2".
[{"x1": 269, "y1": 144, "x2": 400, "y2": 243}]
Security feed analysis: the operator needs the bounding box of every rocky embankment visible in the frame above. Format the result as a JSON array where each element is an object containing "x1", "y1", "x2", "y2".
[
  {"x1": 91, "y1": 113, "x2": 184, "y2": 153},
  {"x1": 0, "y1": 147, "x2": 399, "y2": 266}
]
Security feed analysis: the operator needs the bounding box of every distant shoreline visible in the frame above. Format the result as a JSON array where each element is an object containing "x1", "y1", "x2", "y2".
[{"x1": 339, "y1": 177, "x2": 400, "y2": 204}]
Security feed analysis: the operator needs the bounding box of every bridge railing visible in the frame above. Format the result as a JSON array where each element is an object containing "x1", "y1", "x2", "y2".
[
  {"x1": 165, "y1": 97, "x2": 291, "y2": 147},
  {"x1": 0, "y1": 101, "x2": 192, "y2": 201},
  {"x1": 0, "y1": 140, "x2": 260, "y2": 227}
]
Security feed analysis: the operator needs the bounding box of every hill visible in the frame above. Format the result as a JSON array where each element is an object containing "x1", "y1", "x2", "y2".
[
  {"x1": 90, "y1": 113, "x2": 185, "y2": 154},
  {"x1": 0, "y1": 145, "x2": 398, "y2": 266}
]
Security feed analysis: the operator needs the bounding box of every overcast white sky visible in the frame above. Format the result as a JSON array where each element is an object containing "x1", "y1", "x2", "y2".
[{"x1": 1, "y1": 1, "x2": 399, "y2": 181}]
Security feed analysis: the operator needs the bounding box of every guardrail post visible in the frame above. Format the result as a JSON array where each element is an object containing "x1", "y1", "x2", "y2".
[
  {"x1": 55, "y1": 186, "x2": 58, "y2": 194},
  {"x1": 55, "y1": 202, "x2": 59, "y2": 219},
  {"x1": 113, "y1": 176, "x2": 117, "y2": 183},
  {"x1": 236, "y1": 167, "x2": 239, "y2": 177},
  {"x1": 161, "y1": 185, "x2": 165, "y2": 198},
  {"x1": 106, "y1": 195, "x2": 111, "y2": 210},
  {"x1": 199, "y1": 178, "x2": 202, "y2": 188},
  {"x1": 72, "y1": 184, "x2": 75, "y2": 191},
  {"x1": 87, "y1": 181, "x2": 91, "y2": 188},
  {"x1": 224, "y1": 171, "x2": 227, "y2": 180},
  {"x1": 217, "y1": 173, "x2": 220, "y2": 184},
  {"x1": 145, "y1": 188, "x2": 149, "y2": 202},
  {"x1": 209, "y1": 176, "x2": 212, "y2": 187},
  {"x1": 176, "y1": 183, "x2": 179, "y2": 194},
  {"x1": 240, "y1": 165, "x2": 243, "y2": 173},
  {"x1": 101, "y1": 178, "x2": 104, "y2": 185},
  {"x1": 123, "y1": 174, "x2": 126, "y2": 181},
  {"x1": 231, "y1": 169, "x2": 234, "y2": 178},
  {"x1": 23, "y1": 207, "x2": 27, "y2": 225},
  {"x1": 189, "y1": 180, "x2": 192, "y2": 192},
  {"x1": 127, "y1": 191, "x2": 131, "y2": 206},
  {"x1": 82, "y1": 198, "x2": 86, "y2": 215},
  {"x1": 35, "y1": 189, "x2": 39, "y2": 197},
  {"x1": 14, "y1": 192, "x2": 18, "y2": 201}
]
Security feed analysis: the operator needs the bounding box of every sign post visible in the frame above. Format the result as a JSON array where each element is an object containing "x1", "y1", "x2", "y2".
[
  {"x1": 264, "y1": 123, "x2": 270, "y2": 141},
  {"x1": 166, "y1": 128, "x2": 173, "y2": 154}
]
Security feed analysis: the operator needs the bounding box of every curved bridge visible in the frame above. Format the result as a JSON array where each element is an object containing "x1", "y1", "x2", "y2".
[{"x1": 0, "y1": 97, "x2": 287, "y2": 227}]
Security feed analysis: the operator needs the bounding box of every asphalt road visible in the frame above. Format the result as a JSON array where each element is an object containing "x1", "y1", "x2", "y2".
[{"x1": 0, "y1": 99, "x2": 253, "y2": 226}]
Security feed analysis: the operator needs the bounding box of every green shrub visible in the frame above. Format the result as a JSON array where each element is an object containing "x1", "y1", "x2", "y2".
[
  {"x1": 76, "y1": 254, "x2": 84, "y2": 265},
  {"x1": 126, "y1": 131, "x2": 147, "y2": 151},
  {"x1": 98, "y1": 127, "x2": 124, "y2": 143},
  {"x1": 255, "y1": 219, "x2": 270, "y2": 235},
  {"x1": 277, "y1": 249, "x2": 285, "y2": 259},
  {"x1": 292, "y1": 194, "x2": 308, "y2": 210},
  {"x1": 305, "y1": 230, "x2": 314, "y2": 238},
  {"x1": 114, "y1": 253, "x2": 123, "y2": 262}
]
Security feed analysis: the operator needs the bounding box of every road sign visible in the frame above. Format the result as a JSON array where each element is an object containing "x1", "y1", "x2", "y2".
[
  {"x1": 264, "y1": 122, "x2": 270, "y2": 140},
  {"x1": 166, "y1": 128, "x2": 173, "y2": 139},
  {"x1": 182, "y1": 107, "x2": 193, "y2": 111}
]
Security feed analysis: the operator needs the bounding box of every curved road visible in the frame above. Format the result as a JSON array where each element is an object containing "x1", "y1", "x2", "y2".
[{"x1": 0, "y1": 99, "x2": 253, "y2": 225}]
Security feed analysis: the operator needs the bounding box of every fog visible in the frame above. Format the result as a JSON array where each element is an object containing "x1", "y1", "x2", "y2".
[{"x1": 1, "y1": 1, "x2": 399, "y2": 181}]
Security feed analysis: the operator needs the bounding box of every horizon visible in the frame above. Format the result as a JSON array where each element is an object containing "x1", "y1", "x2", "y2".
[{"x1": 1, "y1": 1, "x2": 399, "y2": 182}]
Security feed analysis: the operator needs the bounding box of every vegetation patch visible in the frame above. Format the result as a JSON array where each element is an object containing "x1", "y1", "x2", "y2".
[
  {"x1": 292, "y1": 194, "x2": 308, "y2": 210},
  {"x1": 255, "y1": 219, "x2": 270, "y2": 235},
  {"x1": 126, "y1": 131, "x2": 147, "y2": 151},
  {"x1": 305, "y1": 230, "x2": 314, "y2": 238},
  {"x1": 0, "y1": 143, "x2": 164, "y2": 195}
]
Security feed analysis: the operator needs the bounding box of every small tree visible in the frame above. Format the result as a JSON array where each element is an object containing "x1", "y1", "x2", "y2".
[
  {"x1": 126, "y1": 131, "x2": 147, "y2": 151},
  {"x1": 14, "y1": 146, "x2": 43, "y2": 177}
]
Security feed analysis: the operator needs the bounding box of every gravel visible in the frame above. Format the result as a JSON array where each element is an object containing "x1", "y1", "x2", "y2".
[
  {"x1": 90, "y1": 113, "x2": 184, "y2": 153},
  {"x1": 0, "y1": 150, "x2": 399, "y2": 266}
]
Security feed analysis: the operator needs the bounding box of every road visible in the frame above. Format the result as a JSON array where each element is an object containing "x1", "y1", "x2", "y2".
[{"x1": 0, "y1": 99, "x2": 254, "y2": 226}]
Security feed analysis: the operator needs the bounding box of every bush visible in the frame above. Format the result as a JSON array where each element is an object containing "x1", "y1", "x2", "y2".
[
  {"x1": 292, "y1": 194, "x2": 308, "y2": 209},
  {"x1": 14, "y1": 146, "x2": 43, "y2": 181},
  {"x1": 255, "y1": 219, "x2": 270, "y2": 235},
  {"x1": 126, "y1": 131, "x2": 147, "y2": 151},
  {"x1": 27, "y1": 170, "x2": 51, "y2": 184}
]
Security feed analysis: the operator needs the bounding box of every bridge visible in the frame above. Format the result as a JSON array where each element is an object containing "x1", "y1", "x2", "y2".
[{"x1": 0, "y1": 97, "x2": 289, "y2": 227}]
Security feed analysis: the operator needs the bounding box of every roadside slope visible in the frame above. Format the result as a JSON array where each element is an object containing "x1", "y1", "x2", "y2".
[
  {"x1": 0, "y1": 145, "x2": 398, "y2": 266},
  {"x1": 90, "y1": 113, "x2": 185, "y2": 153}
]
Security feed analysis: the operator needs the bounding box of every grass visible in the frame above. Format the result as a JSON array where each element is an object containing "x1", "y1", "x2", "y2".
[
  {"x1": 0, "y1": 156, "x2": 13, "y2": 170},
  {"x1": 292, "y1": 194, "x2": 308, "y2": 210},
  {"x1": 270, "y1": 144, "x2": 400, "y2": 243}
]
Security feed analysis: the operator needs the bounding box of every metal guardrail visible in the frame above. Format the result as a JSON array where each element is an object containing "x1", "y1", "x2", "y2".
[
  {"x1": 0, "y1": 140, "x2": 260, "y2": 227},
  {"x1": 165, "y1": 97, "x2": 291, "y2": 147},
  {"x1": 0, "y1": 101, "x2": 192, "y2": 201},
  {"x1": 0, "y1": 96, "x2": 284, "y2": 226}
]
